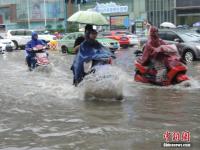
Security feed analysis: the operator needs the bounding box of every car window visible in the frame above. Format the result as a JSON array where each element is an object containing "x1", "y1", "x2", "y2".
[
  {"x1": 116, "y1": 32, "x2": 125, "y2": 35},
  {"x1": 63, "y1": 36, "x2": 69, "y2": 40},
  {"x1": 68, "y1": 35, "x2": 74, "y2": 40},
  {"x1": 25, "y1": 31, "x2": 32, "y2": 36},
  {"x1": 116, "y1": 31, "x2": 131, "y2": 35},
  {"x1": 101, "y1": 32, "x2": 111, "y2": 36},
  {"x1": 10, "y1": 31, "x2": 16, "y2": 36},
  {"x1": 158, "y1": 32, "x2": 166, "y2": 40},
  {"x1": 180, "y1": 33, "x2": 200, "y2": 42},
  {"x1": 166, "y1": 32, "x2": 181, "y2": 41},
  {"x1": 66, "y1": 34, "x2": 74, "y2": 40},
  {"x1": 15, "y1": 30, "x2": 25, "y2": 36},
  {"x1": 115, "y1": 32, "x2": 124, "y2": 35},
  {"x1": 159, "y1": 31, "x2": 182, "y2": 42}
]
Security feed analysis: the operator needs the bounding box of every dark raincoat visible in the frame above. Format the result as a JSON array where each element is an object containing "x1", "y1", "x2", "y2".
[{"x1": 71, "y1": 39, "x2": 114, "y2": 85}]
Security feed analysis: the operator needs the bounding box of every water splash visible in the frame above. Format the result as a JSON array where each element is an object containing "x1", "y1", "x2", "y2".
[
  {"x1": 33, "y1": 63, "x2": 54, "y2": 74},
  {"x1": 78, "y1": 65, "x2": 127, "y2": 101},
  {"x1": 130, "y1": 77, "x2": 200, "y2": 91}
]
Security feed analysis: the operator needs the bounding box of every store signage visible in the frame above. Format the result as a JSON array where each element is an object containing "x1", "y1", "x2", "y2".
[{"x1": 93, "y1": 2, "x2": 128, "y2": 14}]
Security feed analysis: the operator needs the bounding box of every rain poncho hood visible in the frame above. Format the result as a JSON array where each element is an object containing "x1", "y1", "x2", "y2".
[
  {"x1": 71, "y1": 40, "x2": 115, "y2": 84},
  {"x1": 139, "y1": 26, "x2": 166, "y2": 65}
]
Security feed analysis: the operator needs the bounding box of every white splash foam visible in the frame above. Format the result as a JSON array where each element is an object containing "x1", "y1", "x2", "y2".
[{"x1": 78, "y1": 65, "x2": 128, "y2": 101}]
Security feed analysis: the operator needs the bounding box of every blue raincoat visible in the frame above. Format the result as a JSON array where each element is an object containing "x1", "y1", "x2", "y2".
[
  {"x1": 25, "y1": 32, "x2": 45, "y2": 68},
  {"x1": 25, "y1": 32, "x2": 45, "y2": 55},
  {"x1": 71, "y1": 40, "x2": 115, "y2": 85}
]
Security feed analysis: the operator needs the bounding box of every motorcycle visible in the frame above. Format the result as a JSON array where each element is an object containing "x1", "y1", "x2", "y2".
[
  {"x1": 134, "y1": 44, "x2": 189, "y2": 86},
  {"x1": 80, "y1": 57, "x2": 123, "y2": 100},
  {"x1": 29, "y1": 45, "x2": 50, "y2": 70}
]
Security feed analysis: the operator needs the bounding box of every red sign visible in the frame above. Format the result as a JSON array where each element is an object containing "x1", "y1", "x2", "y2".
[{"x1": 163, "y1": 131, "x2": 191, "y2": 142}]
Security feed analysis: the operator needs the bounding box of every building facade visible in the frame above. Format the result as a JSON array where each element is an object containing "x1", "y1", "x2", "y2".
[
  {"x1": 1, "y1": 0, "x2": 199, "y2": 31},
  {"x1": 0, "y1": 0, "x2": 65, "y2": 30},
  {"x1": 176, "y1": 0, "x2": 200, "y2": 26},
  {"x1": 146, "y1": 0, "x2": 175, "y2": 27},
  {"x1": 78, "y1": 0, "x2": 146, "y2": 22}
]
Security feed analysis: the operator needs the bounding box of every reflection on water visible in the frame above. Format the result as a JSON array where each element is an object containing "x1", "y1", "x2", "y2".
[{"x1": 0, "y1": 50, "x2": 200, "y2": 150}]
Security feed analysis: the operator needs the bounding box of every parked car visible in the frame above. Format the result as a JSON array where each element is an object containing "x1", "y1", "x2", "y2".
[
  {"x1": 100, "y1": 31, "x2": 130, "y2": 48},
  {"x1": 0, "y1": 35, "x2": 15, "y2": 52},
  {"x1": 6, "y1": 29, "x2": 55, "y2": 50},
  {"x1": 136, "y1": 32, "x2": 148, "y2": 51},
  {"x1": 158, "y1": 29, "x2": 200, "y2": 62},
  {"x1": 57, "y1": 32, "x2": 120, "y2": 54},
  {"x1": 113, "y1": 30, "x2": 140, "y2": 47},
  {"x1": 190, "y1": 27, "x2": 200, "y2": 34}
]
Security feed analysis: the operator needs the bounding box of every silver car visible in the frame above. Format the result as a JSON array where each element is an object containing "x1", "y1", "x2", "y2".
[{"x1": 159, "y1": 29, "x2": 200, "y2": 62}]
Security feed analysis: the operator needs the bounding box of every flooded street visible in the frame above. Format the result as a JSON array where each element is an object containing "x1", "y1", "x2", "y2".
[{"x1": 0, "y1": 49, "x2": 200, "y2": 150}]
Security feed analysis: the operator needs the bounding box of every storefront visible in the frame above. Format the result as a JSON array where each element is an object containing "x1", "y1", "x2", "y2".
[{"x1": 0, "y1": 0, "x2": 65, "y2": 30}]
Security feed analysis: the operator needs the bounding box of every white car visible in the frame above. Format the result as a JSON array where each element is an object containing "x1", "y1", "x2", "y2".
[
  {"x1": 128, "y1": 34, "x2": 140, "y2": 46},
  {"x1": 6, "y1": 29, "x2": 56, "y2": 50},
  {"x1": 0, "y1": 35, "x2": 15, "y2": 52}
]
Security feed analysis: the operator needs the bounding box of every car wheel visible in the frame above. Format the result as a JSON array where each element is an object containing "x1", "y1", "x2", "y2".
[
  {"x1": 61, "y1": 46, "x2": 67, "y2": 53},
  {"x1": 12, "y1": 40, "x2": 18, "y2": 50},
  {"x1": 121, "y1": 45, "x2": 129, "y2": 49},
  {"x1": 20, "y1": 45, "x2": 25, "y2": 50},
  {"x1": 129, "y1": 44, "x2": 134, "y2": 47},
  {"x1": 184, "y1": 50, "x2": 195, "y2": 63}
]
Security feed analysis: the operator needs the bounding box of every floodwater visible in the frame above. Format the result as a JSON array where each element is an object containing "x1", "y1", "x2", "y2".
[{"x1": 0, "y1": 49, "x2": 200, "y2": 150}]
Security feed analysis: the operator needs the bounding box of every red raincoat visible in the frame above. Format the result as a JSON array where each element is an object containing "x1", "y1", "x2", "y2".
[
  {"x1": 139, "y1": 26, "x2": 182, "y2": 69},
  {"x1": 139, "y1": 26, "x2": 167, "y2": 65}
]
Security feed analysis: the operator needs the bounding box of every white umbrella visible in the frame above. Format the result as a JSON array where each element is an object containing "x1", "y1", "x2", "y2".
[
  {"x1": 67, "y1": 11, "x2": 109, "y2": 26},
  {"x1": 160, "y1": 22, "x2": 176, "y2": 28}
]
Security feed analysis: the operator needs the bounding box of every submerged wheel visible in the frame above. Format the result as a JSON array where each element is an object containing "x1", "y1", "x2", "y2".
[
  {"x1": 12, "y1": 40, "x2": 18, "y2": 50},
  {"x1": 183, "y1": 50, "x2": 195, "y2": 63},
  {"x1": 61, "y1": 46, "x2": 68, "y2": 53}
]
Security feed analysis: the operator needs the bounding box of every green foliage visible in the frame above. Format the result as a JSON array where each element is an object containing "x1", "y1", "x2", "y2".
[{"x1": 46, "y1": 24, "x2": 52, "y2": 30}]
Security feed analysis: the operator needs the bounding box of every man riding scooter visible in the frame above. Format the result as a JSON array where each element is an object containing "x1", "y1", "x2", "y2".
[
  {"x1": 25, "y1": 32, "x2": 47, "y2": 71},
  {"x1": 71, "y1": 29, "x2": 115, "y2": 86}
]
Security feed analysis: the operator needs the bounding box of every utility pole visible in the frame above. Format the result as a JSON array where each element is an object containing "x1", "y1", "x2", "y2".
[
  {"x1": 44, "y1": 0, "x2": 47, "y2": 28},
  {"x1": 64, "y1": 0, "x2": 67, "y2": 32},
  {"x1": 27, "y1": 0, "x2": 30, "y2": 29}
]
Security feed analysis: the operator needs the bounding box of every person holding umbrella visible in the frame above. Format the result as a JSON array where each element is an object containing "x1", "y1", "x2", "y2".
[{"x1": 68, "y1": 10, "x2": 112, "y2": 85}]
